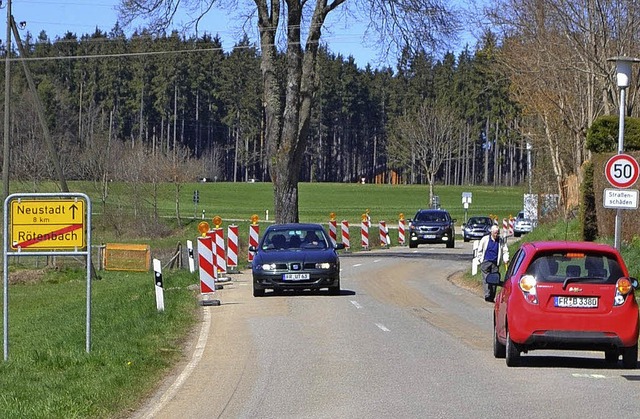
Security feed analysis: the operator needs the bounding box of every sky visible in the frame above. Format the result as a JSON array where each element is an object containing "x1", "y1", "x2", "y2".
[{"x1": 4, "y1": 0, "x2": 479, "y2": 69}]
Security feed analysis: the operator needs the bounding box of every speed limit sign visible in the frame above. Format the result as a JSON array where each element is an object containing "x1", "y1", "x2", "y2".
[{"x1": 605, "y1": 154, "x2": 640, "y2": 188}]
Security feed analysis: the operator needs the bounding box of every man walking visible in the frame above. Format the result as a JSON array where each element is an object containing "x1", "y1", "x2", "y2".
[{"x1": 477, "y1": 224, "x2": 503, "y2": 302}]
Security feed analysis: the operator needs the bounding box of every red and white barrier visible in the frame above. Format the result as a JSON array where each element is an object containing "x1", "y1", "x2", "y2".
[
  {"x1": 341, "y1": 220, "x2": 350, "y2": 250},
  {"x1": 248, "y1": 224, "x2": 259, "y2": 263},
  {"x1": 361, "y1": 220, "x2": 370, "y2": 250},
  {"x1": 198, "y1": 236, "x2": 216, "y2": 294},
  {"x1": 329, "y1": 220, "x2": 337, "y2": 246},
  {"x1": 509, "y1": 218, "x2": 514, "y2": 237},
  {"x1": 398, "y1": 218, "x2": 406, "y2": 246},
  {"x1": 502, "y1": 218, "x2": 508, "y2": 237},
  {"x1": 379, "y1": 221, "x2": 389, "y2": 248},
  {"x1": 227, "y1": 224, "x2": 238, "y2": 272},
  {"x1": 207, "y1": 228, "x2": 227, "y2": 276}
]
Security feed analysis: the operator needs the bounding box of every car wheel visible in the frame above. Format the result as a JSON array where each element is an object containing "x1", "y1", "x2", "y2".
[
  {"x1": 622, "y1": 344, "x2": 638, "y2": 369},
  {"x1": 409, "y1": 241, "x2": 417, "y2": 249},
  {"x1": 253, "y1": 287, "x2": 265, "y2": 297},
  {"x1": 493, "y1": 321, "x2": 506, "y2": 359},
  {"x1": 446, "y1": 238, "x2": 454, "y2": 248},
  {"x1": 604, "y1": 349, "x2": 619, "y2": 364},
  {"x1": 514, "y1": 232, "x2": 521, "y2": 237},
  {"x1": 505, "y1": 329, "x2": 520, "y2": 367},
  {"x1": 463, "y1": 236, "x2": 469, "y2": 243}
]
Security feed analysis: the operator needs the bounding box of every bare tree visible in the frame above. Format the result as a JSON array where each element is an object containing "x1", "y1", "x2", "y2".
[
  {"x1": 482, "y1": 0, "x2": 640, "y2": 203},
  {"x1": 390, "y1": 102, "x2": 462, "y2": 204},
  {"x1": 118, "y1": 0, "x2": 460, "y2": 223}
]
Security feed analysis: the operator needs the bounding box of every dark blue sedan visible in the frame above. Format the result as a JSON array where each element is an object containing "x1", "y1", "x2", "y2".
[{"x1": 250, "y1": 223, "x2": 344, "y2": 296}]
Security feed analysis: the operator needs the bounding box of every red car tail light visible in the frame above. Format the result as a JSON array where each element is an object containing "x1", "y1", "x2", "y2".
[
  {"x1": 519, "y1": 275, "x2": 538, "y2": 304},
  {"x1": 617, "y1": 278, "x2": 633, "y2": 295},
  {"x1": 614, "y1": 278, "x2": 635, "y2": 306}
]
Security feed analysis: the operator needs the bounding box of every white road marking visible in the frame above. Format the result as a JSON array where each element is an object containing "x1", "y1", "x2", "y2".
[
  {"x1": 140, "y1": 308, "x2": 212, "y2": 418},
  {"x1": 375, "y1": 323, "x2": 390, "y2": 332},
  {"x1": 350, "y1": 300, "x2": 362, "y2": 309},
  {"x1": 373, "y1": 259, "x2": 381, "y2": 263},
  {"x1": 571, "y1": 373, "x2": 609, "y2": 379},
  {"x1": 353, "y1": 263, "x2": 363, "y2": 267}
]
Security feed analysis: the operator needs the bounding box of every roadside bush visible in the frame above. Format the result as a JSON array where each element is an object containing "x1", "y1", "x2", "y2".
[{"x1": 586, "y1": 116, "x2": 640, "y2": 152}]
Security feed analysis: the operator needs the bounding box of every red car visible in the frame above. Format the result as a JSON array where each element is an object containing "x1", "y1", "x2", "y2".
[{"x1": 486, "y1": 241, "x2": 639, "y2": 368}]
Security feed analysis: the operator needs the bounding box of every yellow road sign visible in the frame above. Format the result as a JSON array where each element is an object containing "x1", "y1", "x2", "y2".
[{"x1": 10, "y1": 199, "x2": 86, "y2": 250}]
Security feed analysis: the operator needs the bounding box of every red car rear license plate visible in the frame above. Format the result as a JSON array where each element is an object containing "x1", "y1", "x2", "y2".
[{"x1": 554, "y1": 296, "x2": 598, "y2": 308}]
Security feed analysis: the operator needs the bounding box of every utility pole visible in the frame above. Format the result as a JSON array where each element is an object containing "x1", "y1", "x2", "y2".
[
  {"x1": 10, "y1": 17, "x2": 68, "y2": 192},
  {"x1": 3, "y1": 0, "x2": 12, "y2": 202}
]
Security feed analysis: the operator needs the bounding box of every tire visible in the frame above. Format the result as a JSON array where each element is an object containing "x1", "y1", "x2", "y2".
[
  {"x1": 463, "y1": 236, "x2": 469, "y2": 243},
  {"x1": 409, "y1": 241, "x2": 417, "y2": 249},
  {"x1": 253, "y1": 287, "x2": 265, "y2": 297},
  {"x1": 493, "y1": 322, "x2": 506, "y2": 359},
  {"x1": 505, "y1": 329, "x2": 520, "y2": 367},
  {"x1": 604, "y1": 349, "x2": 619, "y2": 364},
  {"x1": 446, "y1": 238, "x2": 455, "y2": 249},
  {"x1": 622, "y1": 344, "x2": 638, "y2": 369},
  {"x1": 514, "y1": 232, "x2": 521, "y2": 237}
]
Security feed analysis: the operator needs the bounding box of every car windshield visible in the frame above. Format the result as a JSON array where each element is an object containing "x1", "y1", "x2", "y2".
[
  {"x1": 468, "y1": 217, "x2": 491, "y2": 225},
  {"x1": 524, "y1": 252, "x2": 624, "y2": 284},
  {"x1": 262, "y1": 228, "x2": 328, "y2": 250},
  {"x1": 415, "y1": 212, "x2": 447, "y2": 222}
]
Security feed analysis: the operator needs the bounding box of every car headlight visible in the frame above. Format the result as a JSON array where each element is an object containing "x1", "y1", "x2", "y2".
[
  {"x1": 315, "y1": 262, "x2": 332, "y2": 269},
  {"x1": 260, "y1": 263, "x2": 276, "y2": 271}
]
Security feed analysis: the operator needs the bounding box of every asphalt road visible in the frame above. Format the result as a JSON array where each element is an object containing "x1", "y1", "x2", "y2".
[{"x1": 131, "y1": 241, "x2": 640, "y2": 419}]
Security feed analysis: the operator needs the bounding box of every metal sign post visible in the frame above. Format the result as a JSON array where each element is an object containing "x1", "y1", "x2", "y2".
[{"x1": 3, "y1": 193, "x2": 92, "y2": 360}]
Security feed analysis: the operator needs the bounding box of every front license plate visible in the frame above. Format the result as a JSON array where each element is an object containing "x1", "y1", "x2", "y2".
[
  {"x1": 554, "y1": 296, "x2": 598, "y2": 308},
  {"x1": 283, "y1": 273, "x2": 310, "y2": 281},
  {"x1": 423, "y1": 234, "x2": 436, "y2": 239}
]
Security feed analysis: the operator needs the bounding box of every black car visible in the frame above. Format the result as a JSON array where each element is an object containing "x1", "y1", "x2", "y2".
[
  {"x1": 408, "y1": 209, "x2": 456, "y2": 249},
  {"x1": 462, "y1": 216, "x2": 494, "y2": 242},
  {"x1": 250, "y1": 223, "x2": 344, "y2": 296}
]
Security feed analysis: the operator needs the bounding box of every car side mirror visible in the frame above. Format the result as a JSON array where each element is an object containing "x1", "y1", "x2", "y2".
[
  {"x1": 485, "y1": 272, "x2": 503, "y2": 286},
  {"x1": 630, "y1": 277, "x2": 639, "y2": 289},
  {"x1": 248, "y1": 245, "x2": 257, "y2": 252},
  {"x1": 334, "y1": 243, "x2": 346, "y2": 250}
]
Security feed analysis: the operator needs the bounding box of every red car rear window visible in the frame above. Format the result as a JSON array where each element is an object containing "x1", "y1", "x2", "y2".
[{"x1": 525, "y1": 252, "x2": 624, "y2": 284}]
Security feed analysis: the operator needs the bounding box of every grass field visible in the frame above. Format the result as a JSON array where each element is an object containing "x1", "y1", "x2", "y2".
[{"x1": 0, "y1": 180, "x2": 611, "y2": 418}]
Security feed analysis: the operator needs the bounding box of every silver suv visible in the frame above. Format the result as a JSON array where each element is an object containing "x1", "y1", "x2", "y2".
[{"x1": 513, "y1": 211, "x2": 533, "y2": 237}]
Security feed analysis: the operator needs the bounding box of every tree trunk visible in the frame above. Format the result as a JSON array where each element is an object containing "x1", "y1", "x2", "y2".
[{"x1": 256, "y1": 0, "x2": 334, "y2": 223}]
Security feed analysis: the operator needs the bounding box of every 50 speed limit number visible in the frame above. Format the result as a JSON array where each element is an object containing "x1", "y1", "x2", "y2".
[{"x1": 605, "y1": 154, "x2": 640, "y2": 189}]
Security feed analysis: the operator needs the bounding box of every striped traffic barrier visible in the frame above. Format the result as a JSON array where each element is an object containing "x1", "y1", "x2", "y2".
[
  {"x1": 227, "y1": 224, "x2": 239, "y2": 273},
  {"x1": 509, "y1": 217, "x2": 514, "y2": 237},
  {"x1": 379, "y1": 221, "x2": 388, "y2": 248},
  {"x1": 361, "y1": 219, "x2": 370, "y2": 251},
  {"x1": 329, "y1": 219, "x2": 337, "y2": 246},
  {"x1": 248, "y1": 215, "x2": 260, "y2": 264},
  {"x1": 341, "y1": 220, "x2": 350, "y2": 251},
  {"x1": 207, "y1": 228, "x2": 228, "y2": 278},
  {"x1": 398, "y1": 215, "x2": 406, "y2": 246},
  {"x1": 197, "y1": 235, "x2": 221, "y2": 306},
  {"x1": 502, "y1": 218, "x2": 508, "y2": 237},
  {"x1": 198, "y1": 236, "x2": 216, "y2": 294}
]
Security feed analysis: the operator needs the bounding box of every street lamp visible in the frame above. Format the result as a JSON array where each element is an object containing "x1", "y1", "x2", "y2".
[{"x1": 607, "y1": 56, "x2": 640, "y2": 249}]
